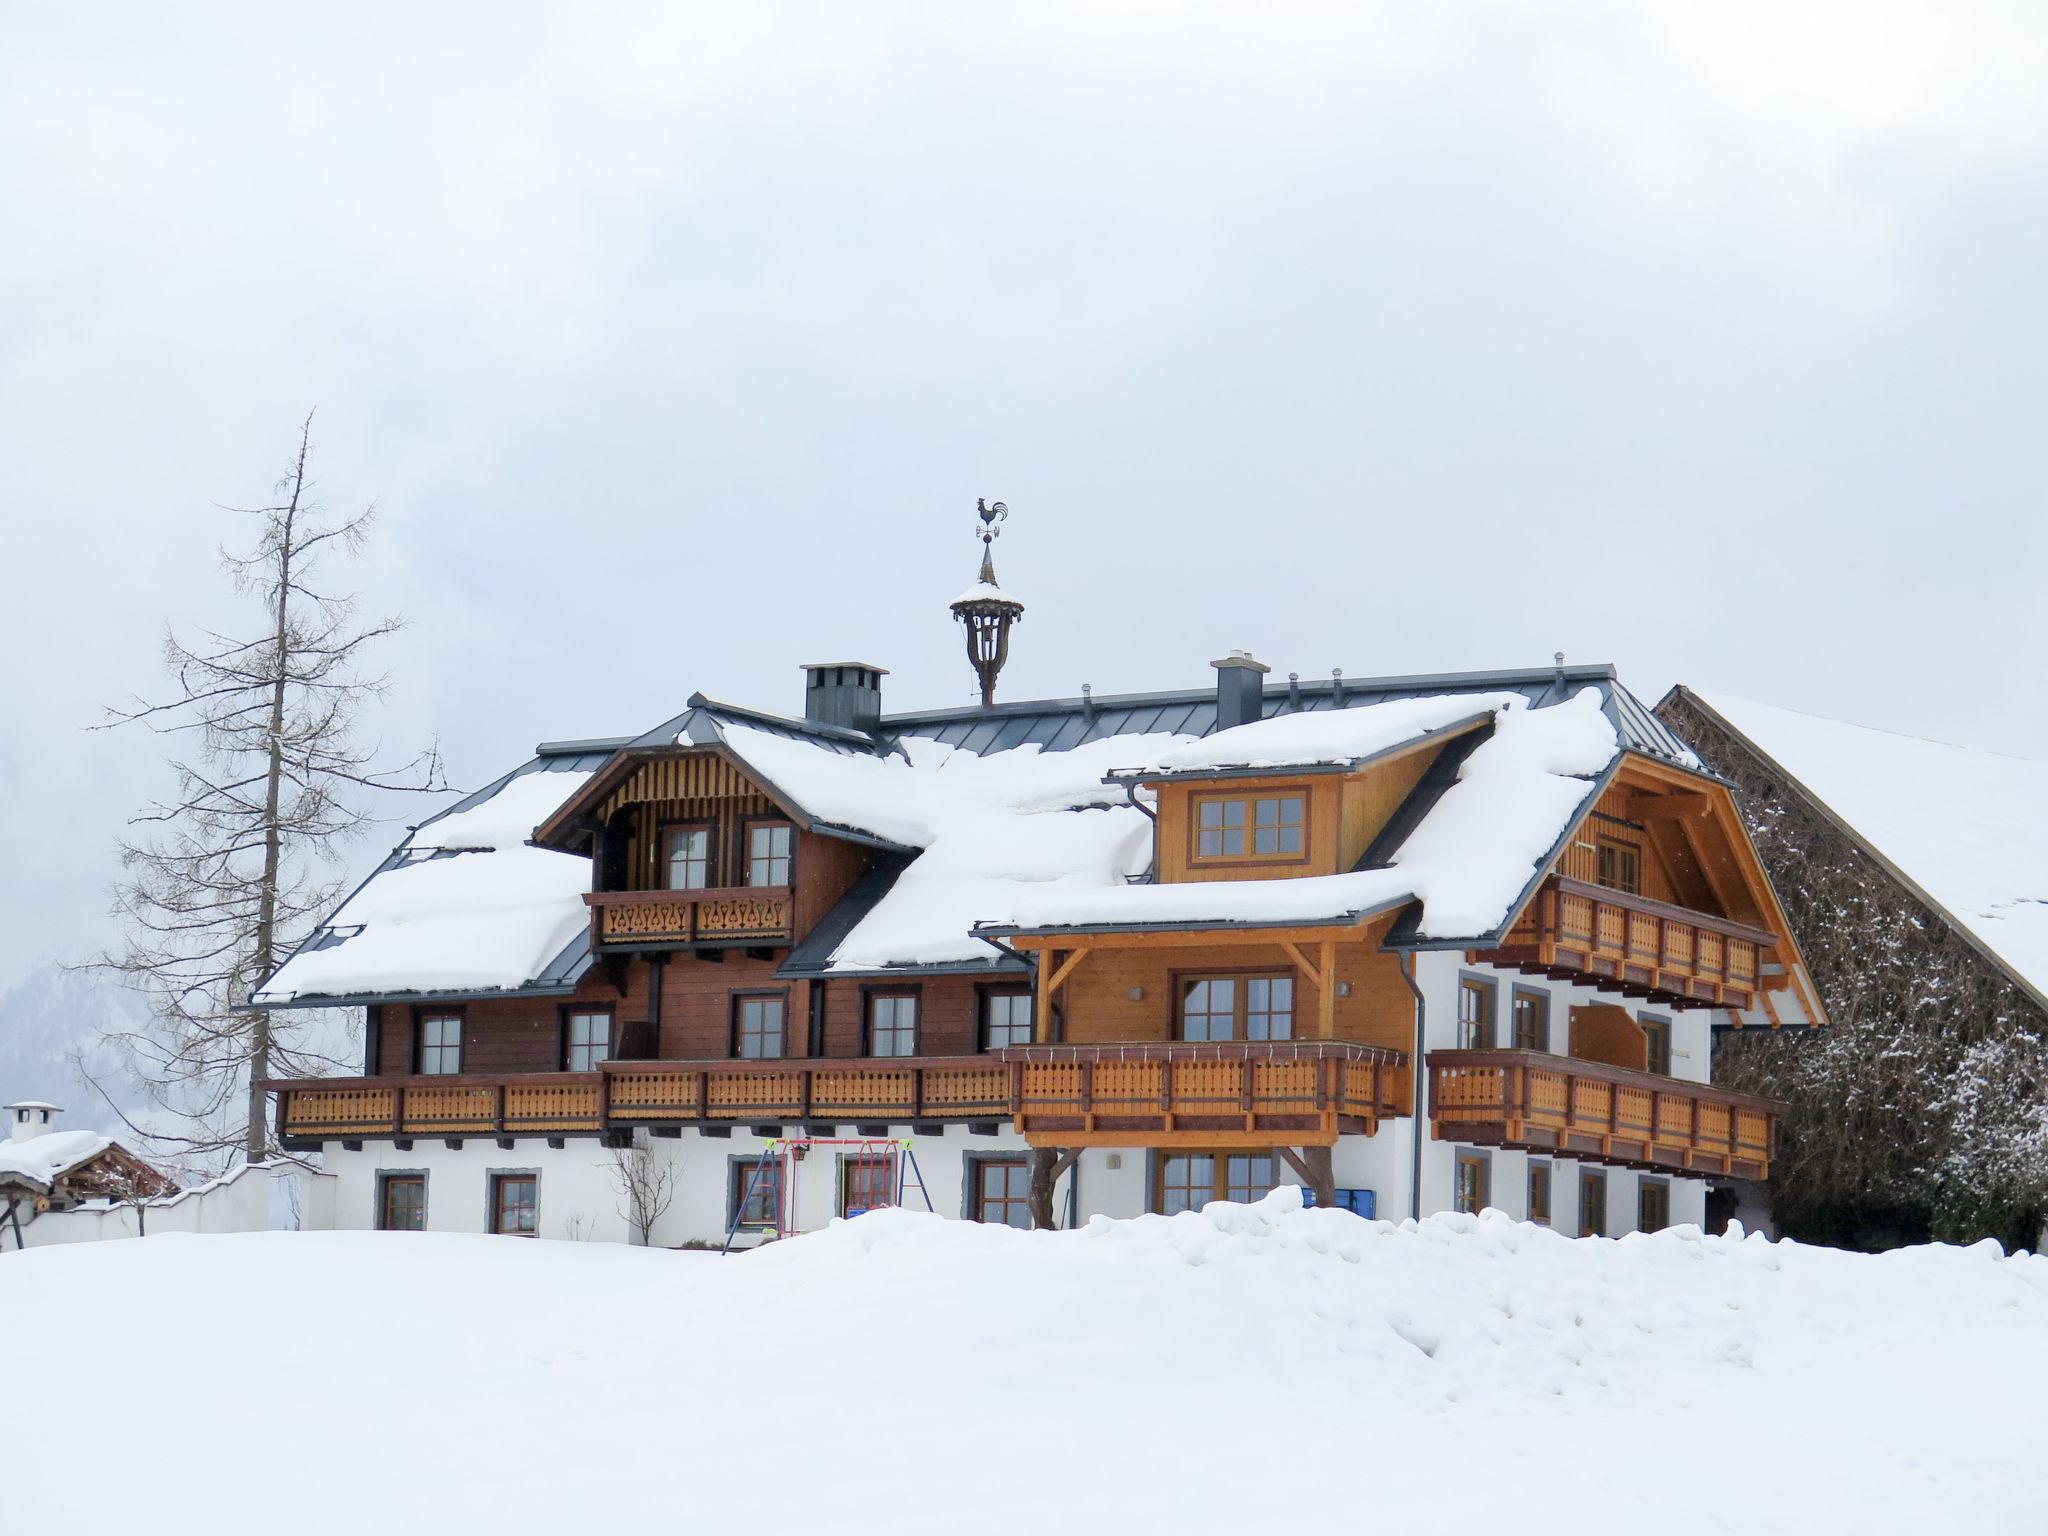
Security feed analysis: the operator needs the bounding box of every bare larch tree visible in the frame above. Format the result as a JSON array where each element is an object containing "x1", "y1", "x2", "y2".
[{"x1": 95, "y1": 415, "x2": 444, "y2": 1167}]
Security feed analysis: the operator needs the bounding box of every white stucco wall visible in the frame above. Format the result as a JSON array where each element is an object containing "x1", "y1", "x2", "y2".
[{"x1": 5, "y1": 1161, "x2": 334, "y2": 1251}]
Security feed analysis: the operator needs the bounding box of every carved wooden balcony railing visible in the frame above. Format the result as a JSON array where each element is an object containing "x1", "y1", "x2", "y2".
[
  {"x1": 1006, "y1": 1041, "x2": 1411, "y2": 1149},
  {"x1": 584, "y1": 886, "x2": 794, "y2": 948},
  {"x1": 605, "y1": 1057, "x2": 1012, "y2": 1124},
  {"x1": 274, "y1": 1073, "x2": 606, "y2": 1140},
  {"x1": 1427, "y1": 1049, "x2": 1778, "y2": 1179},
  {"x1": 1474, "y1": 876, "x2": 1774, "y2": 1011}
]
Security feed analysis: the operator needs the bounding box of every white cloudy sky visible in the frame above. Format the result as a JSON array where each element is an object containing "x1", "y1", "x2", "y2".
[{"x1": 3, "y1": 4, "x2": 2046, "y2": 985}]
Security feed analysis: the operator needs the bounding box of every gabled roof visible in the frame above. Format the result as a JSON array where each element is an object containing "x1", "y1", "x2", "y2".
[{"x1": 1669, "y1": 687, "x2": 2048, "y2": 1014}]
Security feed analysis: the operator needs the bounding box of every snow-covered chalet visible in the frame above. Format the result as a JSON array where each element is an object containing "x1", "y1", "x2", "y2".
[{"x1": 258, "y1": 528, "x2": 1826, "y2": 1243}]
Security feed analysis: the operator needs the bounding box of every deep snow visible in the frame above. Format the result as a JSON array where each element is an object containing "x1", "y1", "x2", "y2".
[{"x1": 4, "y1": 1191, "x2": 2043, "y2": 1534}]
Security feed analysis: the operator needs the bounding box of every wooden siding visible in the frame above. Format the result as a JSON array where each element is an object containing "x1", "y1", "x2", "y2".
[
  {"x1": 1336, "y1": 738, "x2": 1443, "y2": 868},
  {"x1": 1427, "y1": 1048, "x2": 1778, "y2": 1179}
]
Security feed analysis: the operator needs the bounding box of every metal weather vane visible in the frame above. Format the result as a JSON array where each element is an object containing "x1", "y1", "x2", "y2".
[{"x1": 950, "y1": 497, "x2": 1025, "y2": 705}]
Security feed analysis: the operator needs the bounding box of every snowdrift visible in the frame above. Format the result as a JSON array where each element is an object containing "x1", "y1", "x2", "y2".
[{"x1": 4, "y1": 1192, "x2": 2043, "y2": 1534}]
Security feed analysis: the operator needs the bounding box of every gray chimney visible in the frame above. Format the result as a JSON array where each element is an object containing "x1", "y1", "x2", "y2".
[
  {"x1": 802, "y1": 663, "x2": 887, "y2": 734},
  {"x1": 1211, "y1": 650, "x2": 1271, "y2": 731}
]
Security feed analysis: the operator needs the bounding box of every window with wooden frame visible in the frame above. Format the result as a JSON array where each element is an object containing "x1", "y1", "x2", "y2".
[
  {"x1": 972, "y1": 1158, "x2": 1033, "y2": 1228},
  {"x1": 1178, "y1": 974, "x2": 1293, "y2": 1042},
  {"x1": 377, "y1": 1172, "x2": 426, "y2": 1231},
  {"x1": 563, "y1": 1008, "x2": 612, "y2": 1072},
  {"x1": 1579, "y1": 1170, "x2": 1607, "y2": 1237},
  {"x1": 980, "y1": 988, "x2": 1033, "y2": 1051},
  {"x1": 1511, "y1": 989, "x2": 1549, "y2": 1052},
  {"x1": 489, "y1": 1173, "x2": 537, "y2": 1237},
  {"x1": 839, "y1": 1153, "x2": 897, "y2": 1216},
  {"x1": 1639, "y1": 1013, "x2": 1672, "y2": 1076},
  {"x1": 1454, "y1": 1150, "x2": 1489, "y2": 1215},
  {"x1": 1156, "y1": 1151, "x2": 1282, "y2": 1214},
  {"x1": 417, "y1": 1011, "x2": 463, "y2": 1076},
  {"x1": 1595, "y1": 837, "x2": 1641, "y2": 896},
  {"x1": 1456, "y1": 977, "x2": 1495, "y2": 1049},
  {"x1": 743, "y1": 820, "x2": 793, "y2": 887},
  {"x1": 729, "y1": 1156, "x2": 783, "y2": 1230},
  {"x1": 733, "y1": 992, "x2": 787, "y2": 1059},
  {"x1": 1638, "y1": 1178, "x2": 1670, "y2": 1233},
  {"x1": 1191, "y1": 791, "x2": 1307, "y2": 864},
  {"x1": 865, "y1": 991, "x2": 919, "y2": 1057},
  {"x1": 1527, "y1": 1162, "x2": 1552, "y2": 1227},
  {"x1": 663, "y1": 822, "x2": 714, "y2": 890}
]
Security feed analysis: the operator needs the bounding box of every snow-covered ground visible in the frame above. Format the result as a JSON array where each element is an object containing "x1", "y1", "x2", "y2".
[{"x1": 5, "y1": 1192, "x2": 2042, "y2": 1534}]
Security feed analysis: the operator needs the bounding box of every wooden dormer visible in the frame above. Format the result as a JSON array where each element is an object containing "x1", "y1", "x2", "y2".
[
  {"x1": 1142, "y1": 719, "x2": 1484, "y2": 884},
  {"x1": 532, "y1": 746, "x2": 870, "y2": 953}
]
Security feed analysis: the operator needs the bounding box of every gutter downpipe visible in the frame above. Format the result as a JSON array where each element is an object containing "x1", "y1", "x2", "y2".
[
  {"x1": 1398, "y1": 951, "x2": 1426, "y2": 1223},
  {"x1": 1121, "y1": 781, "x2": 1156, "y2": 822}
]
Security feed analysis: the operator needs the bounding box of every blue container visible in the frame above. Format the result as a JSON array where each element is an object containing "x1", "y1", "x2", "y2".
[{"x1": 1300, "y1": 1186, "x2": 1376, "y2": 1219}]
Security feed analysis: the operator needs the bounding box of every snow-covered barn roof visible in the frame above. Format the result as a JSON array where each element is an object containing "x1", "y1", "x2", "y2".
[
  {"x1": 1672, "y1": 689, "x2": 2048, "y2": 1012},
  {"x1": 255, "y1": 665, "x2": 1687, "y2": 1004},
  {"x1": 0, "y1": 1130, "x2": 115, "y2": 1197}
]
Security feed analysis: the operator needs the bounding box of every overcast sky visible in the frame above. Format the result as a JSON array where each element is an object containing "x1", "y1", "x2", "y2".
[{"x1": 3, "y1": 4, "x2": 2046, "y2": 986}]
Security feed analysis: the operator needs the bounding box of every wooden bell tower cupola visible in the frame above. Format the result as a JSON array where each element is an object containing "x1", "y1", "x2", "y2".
[{"x1": 948, "y1": 498, "x2": 1026, "y2": 706}]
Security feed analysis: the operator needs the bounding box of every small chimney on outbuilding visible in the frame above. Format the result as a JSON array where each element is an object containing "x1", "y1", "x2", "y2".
[
  {"x1": 801, "y1": 663, "x2": 887, "y2": 734},
  {"x1": 7, "y1": 1101, "x2": 59, "y2": 1144},
  {"x1": 1212, "y1": 650, "x2": 1271, "y2": 730}
]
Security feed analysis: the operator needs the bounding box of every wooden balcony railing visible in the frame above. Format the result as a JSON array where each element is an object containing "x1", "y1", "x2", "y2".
[
  {"x1": 1006, "y1": 1041, "x2": 1410, "y2": 1149},
  {"x1": 272, "y1": 1042, "x2": 1414, "y2": 1149},
  {"x1": 585, "y1": 886, "x2": 793, "y2": 948},
  {"x1": 1475, "y1": 876, "x2": 1774, "y2": 1011},
  {"x1": 274, "y1": 1073, "x2": 606, "y2": 1140},
  {"x1": 1427, "y1": 1049, "x2": 1778, "y2": 1179}
]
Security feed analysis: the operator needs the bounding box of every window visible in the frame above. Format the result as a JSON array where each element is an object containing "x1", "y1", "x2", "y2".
[
  {"x1": 1457, "y1": 978, "x2": 1495, "y2": 1049},
  {"x1": 1178, "y1": 975, "x2": 1293, "y2": 1042},
  {"x1": 972, "y1": 1158, "x2": 1033, "y2": 1228},
  {"x1": 1512, "y1": 990, "x2": 1549, "y2": 1052},
  {"x1": 1638, "y1": 1179, "x2": 1670, "y2": 1233},
  {"x1": 490, "y1": 1173, "x2": 537, "y2": 1237},
  {"x1": 866, "y1": 992, "x2": 918, "y2": 1057},
  {"x1": 745, "y1": 821, "x2": 793, "y2": 887},
  {"x1": 729, "y1": 1156, "x2": 783, "y2": 1230},
  {"x1": 840, "y1": 1153, "x2": 897, "y2": 1216},
  {"x1": 1528, "y1": 1162, "x2": 1552, "y2": 1227},
  {"x1": 1454, "y1": 1151, "x2": 1490, "y2": 1215},
  {"x1": 378, "y1": 1173, "x2": 426, "y2": 1231},
  {"x1": 664, "y1": 824, "x2": 712, "y2": 890},
  {"x1": 418, "y1": 1012, "x2": 462, "y2": 1076},
  {"x1": 1156, "y1": 1151, "x2": 1282, "y2": 1214},
  {"x1": 1596, "y1": 838, "x2": 1641, "y2": 895},
  {"x1": 981, "y1": 990, "x2": 1033, "y2": 1051},
  {"x1": 564, "y1": 1010, "x2": 611, "y2": 1072},
  {"x1": 1192, "y1": 792, "x2": 1306, "y2": 862},
  {"x1": 1640, "y1": 1014, "x2": 1671, "y2": 1076},
  {"x1": 1579, "y1": 1170, "x2": 1607, "y2": 1237},
  {"x1": 734, "y1": 994, "x2": 786, "y2": 1059}
]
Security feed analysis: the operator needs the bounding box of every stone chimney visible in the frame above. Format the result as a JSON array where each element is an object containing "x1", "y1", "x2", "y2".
[
  {"x1": 1211, "y1": 650, "x2": 1271, "y2": 731},
  {"x1": 801, "y1": 663, "x2": 887, "y2": 734},
  {"x1": 7, "y1": 1100, "x2": 59, "y2": 1143}
]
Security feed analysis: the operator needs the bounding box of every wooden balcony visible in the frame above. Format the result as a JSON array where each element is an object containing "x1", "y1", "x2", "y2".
[
  {"x1": 606, "y1": 1057, "x2": 1012, "y2": 1125},
  {"x1": 1427, "y1": 1049, "x2": 1778, "y2": 1179},
  {"x1": 1475, "y1": 876, "x2": 1773, "y2": 1011},
  {"x1": 1007, "y1": 1041, "x2": 1411, "y2": 1149},
  {"x1": 275, "y1": 1073, "x2": 606, "y2": 1140},
  {"x1": 585, "y1": 885, "x2": 793, "y2": 949}
]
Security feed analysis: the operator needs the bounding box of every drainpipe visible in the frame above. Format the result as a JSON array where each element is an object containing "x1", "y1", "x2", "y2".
[
  {"x1": 1121, "y1": 781, "x2": 1156, "y2": 823},
  {"x1": 1398, "y1": 951, "x2": 1426, "y2": 1222}
]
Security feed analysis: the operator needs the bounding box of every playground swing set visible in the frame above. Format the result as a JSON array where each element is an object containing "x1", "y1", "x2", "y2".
[{"x1": 721, "y1": 1136, "x2": 934, "y2": 1255}]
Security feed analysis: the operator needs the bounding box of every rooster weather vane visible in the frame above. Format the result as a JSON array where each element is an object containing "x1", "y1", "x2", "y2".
[{"x1": 949, "y1": 497, "x2": 1026, "y2": 706}]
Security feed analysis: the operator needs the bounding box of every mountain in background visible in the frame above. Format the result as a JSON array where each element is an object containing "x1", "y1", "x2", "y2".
[{"x1": 0, "y1": 959, "x2": 156, "y2": 1136}]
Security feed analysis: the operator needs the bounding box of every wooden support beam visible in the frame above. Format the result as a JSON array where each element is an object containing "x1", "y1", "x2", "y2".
[
  {"x1": 1277, "y1": 1146, "x2": 1336, "y2": 1210},
  {"x1": 1036, "y1": 946, "x2": 1091, "y2": 1045},
  {"x1": 1319, "y1": 940, "x2": 1337, "y2": 1040}
]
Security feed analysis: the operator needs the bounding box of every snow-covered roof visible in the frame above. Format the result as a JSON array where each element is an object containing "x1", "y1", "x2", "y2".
[
  {"x1": 0, "y1": 1129, "x2": 114, "y2": 1194},
  {"x1": 994, "y1": 688, "x2": 1619, "y2": 940},
  {"x1": 1118, "y1": 693, "x2": 1506, "y2": 776},
  {"x1": 949, "y1": 579, "x2": 1023, "y2": 610},
  {"x1": 1687, "y1": 690, "x2": 2048, "y2": 1008},
  {"x1": 6, "y1": 1099, "x2": 61, "y2": 1112},
  {"x1": 254, "y1": 766, "x2": 597, "y2": 1004}
]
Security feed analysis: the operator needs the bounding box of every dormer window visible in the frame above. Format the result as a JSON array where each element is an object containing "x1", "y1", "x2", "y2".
[
  {"x1": 745, "y1": 821, "x2": 793, "y2": 887},
  {"x1": 1192, "y1": 792, "x2": 1306, "y2": 864},
  {"x1": 664, "y1": 824, "x2": 713, "y2": 890}
]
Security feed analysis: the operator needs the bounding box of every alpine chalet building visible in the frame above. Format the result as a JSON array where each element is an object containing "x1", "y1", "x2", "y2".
[{"x1": 258, "y1": 526, "x2": 1823, "y2": 1243}]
